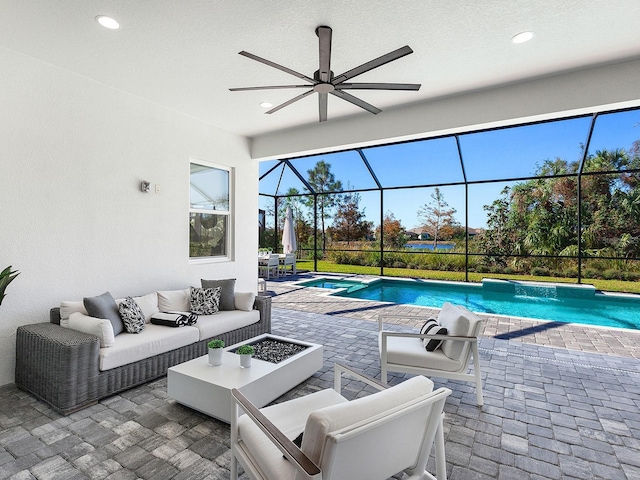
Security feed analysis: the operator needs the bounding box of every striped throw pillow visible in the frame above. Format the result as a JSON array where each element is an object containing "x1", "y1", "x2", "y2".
[{"x1": 420, "y1": 318, "x2": 448, "y2": 351}]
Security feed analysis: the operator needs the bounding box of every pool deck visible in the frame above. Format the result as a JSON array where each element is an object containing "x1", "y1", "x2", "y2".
[
  {"x1": 265, "y1": 272, "x2": 640, "y2": 359},
  {"x1": 1, "y1": 272, "x2": 638, "y2": 479}
]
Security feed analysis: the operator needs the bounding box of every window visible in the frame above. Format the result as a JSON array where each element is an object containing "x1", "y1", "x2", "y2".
[{"x1": 189, "y1": 161, "x2": 231, "y2": 259}]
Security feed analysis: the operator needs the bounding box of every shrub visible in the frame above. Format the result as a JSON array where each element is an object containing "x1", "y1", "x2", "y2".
[
  {"x1": 531, "y1": 267, "x2": 550, "y2": 276},
  {"x1": 602, "y1": 269, "x2": 623, "y2": 280},
  {"x1": 582, "y1": 268, "x2": 600, "y2": 279},
  {"x1": 623, "y1": 272, "x2": 640, "y2": 281}
]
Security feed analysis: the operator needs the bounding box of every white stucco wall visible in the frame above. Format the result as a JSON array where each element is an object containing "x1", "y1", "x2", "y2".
[
  {"x1": 250, "y1": 58, "x2": 640, "y2": 160},
  {"x1": 0, "y1": 47, "x2": 258, "y2": 386}
]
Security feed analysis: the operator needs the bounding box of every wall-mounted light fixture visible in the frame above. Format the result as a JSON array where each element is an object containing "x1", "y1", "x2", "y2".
[{"x1": 140, "y1": 181, "x2": 151, "y2": 193}]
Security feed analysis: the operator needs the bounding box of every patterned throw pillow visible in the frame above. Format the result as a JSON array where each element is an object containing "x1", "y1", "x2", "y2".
[
  {"x1": 190, "y1": 286, "x2": 221, "y2": 315},
  {"x1": 118, "y1": 296, "x2": 146, "y2": 334},
  {"x1": 420, "y1": 318, "x2": 448, "y2": 351}
]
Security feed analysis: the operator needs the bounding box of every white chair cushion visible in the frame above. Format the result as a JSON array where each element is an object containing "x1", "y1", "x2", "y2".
[
  {"x1": 238, "y1": 388, "x2": 347, "y2": 480},
  {"x1": 437, "y1": 302, "x2": 481, "y2": 361},
  {"x1": 192, "y1": 309, "x2": 260, "y2": 341},
  {"x1": 380, "y1": 333, "x2": 464, "y2": 373},
  {"x1": 302, "y1": 375, "x2": 434, "y2": 465},
  {"x1": 99, "y1": 324, "x2": 199, "y2": 371}
]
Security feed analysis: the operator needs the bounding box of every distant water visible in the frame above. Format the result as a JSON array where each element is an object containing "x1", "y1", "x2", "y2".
[{"x1": 404, "y1": 243, "x2": 455, "y2": 250}]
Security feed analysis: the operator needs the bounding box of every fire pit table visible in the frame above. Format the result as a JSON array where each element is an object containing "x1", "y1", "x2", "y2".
[{"x1": 167, "y1": 334, "x2": 323, "y2": 423}]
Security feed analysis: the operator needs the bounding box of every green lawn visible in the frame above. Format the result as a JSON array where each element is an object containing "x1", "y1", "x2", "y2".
[{"x1": 295, "y1": 259, "x2": 640, "y2": 295}]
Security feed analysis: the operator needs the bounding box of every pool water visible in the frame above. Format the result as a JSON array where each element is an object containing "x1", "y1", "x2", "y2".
[
  {"x1": 322, "y1": 278, "x2": 640, "y2": 330},
  {"x1": 299, "y1": 279, "x2": 368, "y2": 293}
]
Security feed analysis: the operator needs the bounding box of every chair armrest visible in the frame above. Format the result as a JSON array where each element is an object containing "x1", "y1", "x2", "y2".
[
  {"x1": 380, "y1": 331, "x2": 478, "y2": 343},
  {"x1": 379, "y1": 313, "x2": 442, "y2": 331},
  {"x1": 231, "y1": 388, "x2": 321, "y2": 478},
  {"x1": 333, "y1": 362, "x2": 388, "y2": 392}
]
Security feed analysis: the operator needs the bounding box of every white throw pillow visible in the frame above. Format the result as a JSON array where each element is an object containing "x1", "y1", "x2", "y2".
[
  {"x1": 59, "y1": 301, "x2": 88, "y2": 328},
  {"x1": 157, "y1": 288, "x2": 190, "y2": 312},
  {"x1": 68, "y1": 312, "x2": 116, "y2": 348},
  {"x1": 437, "y1": 302, "x2": 471, "y2": 361},
  {"x1": 234, "y1": 292, "x2": 256, "y2": 311},
  {"x1": 133, "y1": 292, "x2": 159, "y2": 322}
]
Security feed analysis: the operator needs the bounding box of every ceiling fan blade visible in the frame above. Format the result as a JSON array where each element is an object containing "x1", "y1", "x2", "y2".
[
  {"x1": 319, "y1": 92, "x2": 328, "y2": 122},
  {"x1": 239, "y1": 51, "x2": 315, "y2": 84},
  {"x1": 230, "y1": 85, "x2": 311, "y2": 91},
  {"x1": 332, "y1": 45, "x2": 414, "y2": 84},
  {"x1": 330, "y1": 90, "x2": 381, "y2": 115},
  {"x1": 316, "y1": 26, "x2": 332, "y2": 82},
  {"x1": 266, "y1": 90, "x2": 315, "y2": 114},
  {"x1": 334, "y1": 82, "x2": 421, "y2": 91}
]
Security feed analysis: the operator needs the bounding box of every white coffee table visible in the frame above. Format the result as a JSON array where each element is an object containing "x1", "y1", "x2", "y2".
[{"x1": 167, "y1": 334, "x2": 323, "y2": 423}]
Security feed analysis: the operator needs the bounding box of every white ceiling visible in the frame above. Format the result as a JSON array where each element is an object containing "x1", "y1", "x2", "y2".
[{"x1": 2, "y1": 0, "x2": 640, "y2": 138}]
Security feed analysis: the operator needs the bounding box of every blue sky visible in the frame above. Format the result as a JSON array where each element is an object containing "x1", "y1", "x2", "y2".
[{"x1": 260, "y1": 109, "x2": 640, "y2": 230}]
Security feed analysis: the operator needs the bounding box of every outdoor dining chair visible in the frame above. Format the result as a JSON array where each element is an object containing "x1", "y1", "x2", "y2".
[
  {"x1": 259, "y1": 254, "x2": 280, "y2": 279},
  {"x1": 230, "y1": 363, "x2": 451, "y2": 480},
  {"x1": 279, "y1": 253, "x2": 297, "y2": 276},
  {"x1": 378, "y1": 302, "x2": 485, "y2": 406}
]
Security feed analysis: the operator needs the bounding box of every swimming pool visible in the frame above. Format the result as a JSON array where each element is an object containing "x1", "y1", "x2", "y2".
[{"x1": 300, "y1": 277, "x2": 640, "y2": 330}]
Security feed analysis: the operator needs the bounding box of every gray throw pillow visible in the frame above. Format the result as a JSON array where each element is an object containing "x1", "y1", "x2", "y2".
[
  {"x1": 83, "y1": 291, "x2": 125, "y2": 336},
  {"x1": 201, "y1": 278, "x2": 236, "y2": 311}
]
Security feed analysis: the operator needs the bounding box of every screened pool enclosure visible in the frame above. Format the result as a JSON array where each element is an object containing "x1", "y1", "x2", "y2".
[{"x1": 259, "y1": 107, "x2": 640, "y2": 288}]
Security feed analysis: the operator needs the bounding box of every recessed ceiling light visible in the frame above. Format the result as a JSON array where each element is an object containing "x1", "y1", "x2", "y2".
[
  {"x1": 96, "y1": 15, "x2": 120, "y2": 30},
  {"x1": 259, "y1": 102, "x2": 273, "y2": 109},
  {"x1": 511, "y1": 31, "x2": 534, "y2": 44}
]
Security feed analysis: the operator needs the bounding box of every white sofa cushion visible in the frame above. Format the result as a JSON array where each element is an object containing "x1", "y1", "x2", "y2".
[
  {"x1": 68, "y1": 312, "x2": 116, "y2": 348},
  {"x1": 99, "y1": 324, "x2": 199, "y2": 371},
  {"x1": 380, "y1": 332, "x2": 464, "y2": 372},
  {"x1": 192, "y1": 309, "x2": 260, "y2": 341},
  {"x1": 157, "y1": 288, "x2": 190, "y2": 312},
  {"x1": 238, "y1": 389, "x2": 347, "y2": 480}
]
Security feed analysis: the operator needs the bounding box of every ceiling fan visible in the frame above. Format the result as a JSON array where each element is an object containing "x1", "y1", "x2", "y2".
[{"x1": 230, "y1": 26, "x2": 421, "y2": 122}]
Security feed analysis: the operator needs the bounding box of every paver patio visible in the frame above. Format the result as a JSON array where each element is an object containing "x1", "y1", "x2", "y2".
[{"x1": 1, "y1": 274, "x2": 639, "y2": 479}]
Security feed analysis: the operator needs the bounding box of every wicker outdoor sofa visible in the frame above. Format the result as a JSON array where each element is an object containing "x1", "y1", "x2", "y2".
[{"x1": 15, "y1": 291, "x2": 271, "y2": 415}]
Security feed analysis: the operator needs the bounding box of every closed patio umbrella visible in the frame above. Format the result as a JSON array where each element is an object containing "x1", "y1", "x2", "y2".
[{"x1": 282, "y1": 206, "x2": 297, "y2": 254}]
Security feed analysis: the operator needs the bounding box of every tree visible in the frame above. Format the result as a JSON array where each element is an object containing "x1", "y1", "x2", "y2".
[
  {"x1": 417, "y1": 188, "x2": 459, "y2": 249},
  {"x1": 375, "y1": 212, "x2": 406, "y2": 249},
  {"x1": 327, "y1": 192, "x2": 373, "y2": 244},
  {"x1": 304, "y1": 161, "x2": 343, "y2": 253},
  {"x1": 476, "y1": 186, "x2": 519, "y2": 266}
]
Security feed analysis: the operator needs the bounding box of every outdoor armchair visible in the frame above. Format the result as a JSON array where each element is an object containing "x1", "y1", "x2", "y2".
[
  {"x1": 378, "y1": 302, "x2": 484, "y2": 406},
  {"x1": 230, "y1": 363, "x2": 451, "y2": 480}
]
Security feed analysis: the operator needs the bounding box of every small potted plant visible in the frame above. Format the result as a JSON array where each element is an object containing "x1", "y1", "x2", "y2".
[
  {"x1": 207, "y1": 339, "x2": 225, "y2": 366},
  {"x1": 237, "y1": 344, "x2": 255, "y2": 368}
]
